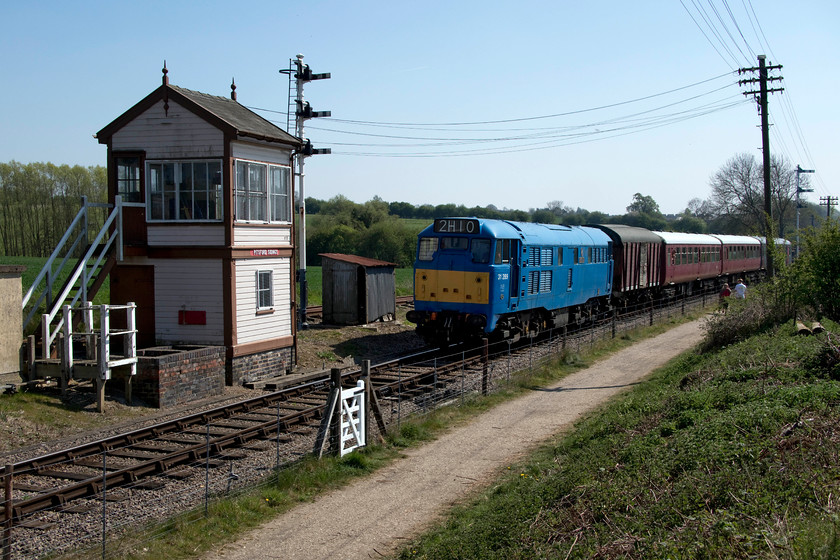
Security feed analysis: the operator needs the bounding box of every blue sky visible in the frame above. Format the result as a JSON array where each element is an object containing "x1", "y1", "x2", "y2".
[{"x1": 1, "y1": 0, "x2": 836, "y2": 216}]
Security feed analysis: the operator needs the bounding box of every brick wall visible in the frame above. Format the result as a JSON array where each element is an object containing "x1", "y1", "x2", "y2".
[
  {"x1": 229, "y1": 346, "x2": 295, "y2": 385},
  {"x1": 134, "y1": 346, "x2": 226, "y2": 408}
]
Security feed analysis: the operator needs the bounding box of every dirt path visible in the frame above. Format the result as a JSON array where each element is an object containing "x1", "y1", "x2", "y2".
[{"x1": 204, "y1": 319, "x2": 706, "y2": 560}]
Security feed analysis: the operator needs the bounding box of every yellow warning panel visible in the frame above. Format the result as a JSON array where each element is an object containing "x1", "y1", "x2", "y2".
[{"x1": 415, "y1": 269, "x2": 489, "y2": 304}]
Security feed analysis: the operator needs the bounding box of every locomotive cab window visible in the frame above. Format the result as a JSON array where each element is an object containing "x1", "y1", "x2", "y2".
[
  {"x1": 418, "y1": 237, "x2": 438, "y2": 261},
  {"x1": 494, "y1": 239, "x2": 511, "y2": 264},
  {"x1": 471, "y1": 239, "x2": 491, "y2": 263},
  {"x1": 440, "y1": 237, "x2": 468, "y2": 251}
]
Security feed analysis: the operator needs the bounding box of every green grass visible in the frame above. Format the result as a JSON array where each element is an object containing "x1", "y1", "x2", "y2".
[
  {"x1": 395, "y1": 320, "x2": 840, "y2": 559},
  {"x1": 1, "y1": 255, "x2": 110, "y2": 305}
]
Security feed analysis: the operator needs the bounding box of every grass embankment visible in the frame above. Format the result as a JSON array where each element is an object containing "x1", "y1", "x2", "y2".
[{"x1": 397, "y1": 320, "x2": 840, "y2": 559}]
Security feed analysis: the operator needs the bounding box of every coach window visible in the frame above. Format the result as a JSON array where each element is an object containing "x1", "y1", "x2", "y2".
[
  {"x1": 557, "y1": 247, "x2": 563, "y2": 266},
  {"x1": 418, "y1": 237, "x2": 438, "y2": 261},
  {"x1": 471, "y1": 239, "x2": 491, "y2": 263}
]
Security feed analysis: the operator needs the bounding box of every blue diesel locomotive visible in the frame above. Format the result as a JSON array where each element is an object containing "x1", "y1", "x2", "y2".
[{"x1": 406, "y1": 218, "x2": 613, "y2": 344}]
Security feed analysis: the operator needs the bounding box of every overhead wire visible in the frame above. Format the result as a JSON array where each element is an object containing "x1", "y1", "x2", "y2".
[
  {"x1": 685, "y1": 0, "x2": 826, "y2": 199},
  {"x1": 251, "y1": 75, "x2": 745, "y2": 157}
]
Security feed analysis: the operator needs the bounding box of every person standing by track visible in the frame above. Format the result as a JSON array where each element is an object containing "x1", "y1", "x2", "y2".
[
  {"x1": 719, "y1": 283, "x2": 731, "y2": 313},
  {"x1": 734, "y1": 279, "x2": 747, "y2": 300}
]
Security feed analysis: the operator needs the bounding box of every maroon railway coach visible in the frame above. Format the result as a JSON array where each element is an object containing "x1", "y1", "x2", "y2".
[{"x1": 590, "y1": 225, "x2": 662, "y2": 306}]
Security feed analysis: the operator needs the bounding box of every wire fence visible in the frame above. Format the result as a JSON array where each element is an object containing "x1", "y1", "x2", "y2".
[{"x1": 1, "y1": 291, "x2": 715, "y2": 559}]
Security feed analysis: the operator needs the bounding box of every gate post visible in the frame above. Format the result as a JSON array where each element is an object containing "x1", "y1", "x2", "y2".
[
  {"x1": 363, "y1": 360, "x2": 386, "y2": 442},
  {"x1": 329, "y1": 368, "x2": 342, "y2": 454},
  {"x1": 313, "y1": 368, "x2": 342, "y2": 458}
]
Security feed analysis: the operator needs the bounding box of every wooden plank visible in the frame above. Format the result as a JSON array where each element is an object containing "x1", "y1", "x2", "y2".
[
  {"x1": 37, "y1": 470, "x2": 95, "y2": 481},
  {"x1": 13, "y1": 483, "x2": 52, "y2": 493}
]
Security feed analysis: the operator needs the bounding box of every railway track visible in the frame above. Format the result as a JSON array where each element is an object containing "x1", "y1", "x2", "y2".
[
  {"x1": 1, "y1": 291, "x2": 713, "y2": 557},
  {"x1": 0, "y1": 344, "x2": 479, "y2": 530}
]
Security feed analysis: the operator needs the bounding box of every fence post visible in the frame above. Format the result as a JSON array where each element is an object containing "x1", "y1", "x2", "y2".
[
  {"x1": 275, "y1": 402, "x2": 281, "y2": 470},
  {"x1": 481, "y1": 338, "x2": 489, "y2": 396},
  {"x1": 205, "y1": 425, "x2": 210, "y2": 517},
  {"x1": 397, "y1": 364, "x2": 402, "y2": 430},
  {"x1": 3, "y1": 464, "x2": 12, "y2": 560},
  {"x1": 507, "y1": 341, "x2": 512, "y2": 382},
  {"x1": 101, "y1": 451, "x2": 107, "y2": 560},
  {"x1": 649, "y1": 299, "x2": 654, "y2": 326},
  {"x1": 461, "y1": 350, "x2": 465, "y2": 405}
]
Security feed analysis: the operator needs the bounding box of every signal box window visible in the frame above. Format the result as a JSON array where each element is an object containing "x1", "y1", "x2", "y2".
[
  {"x1": 256, "y1": 270, "x2": 273, "y2": 310},
  {"x1": 116, "y1": 156, "x2": 141, "y2": 203},
  {"x1": 235, "y1": 160, "x2": 292, "y2": 223},
  {"x1": 418, "y1": 237, "x2": 438, "y2": 261},
  {"x1": 148, "y1": 160, "x2": 222, "y2": 221}
]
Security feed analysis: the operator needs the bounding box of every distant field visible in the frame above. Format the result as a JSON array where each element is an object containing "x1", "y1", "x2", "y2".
[
  {"x1": 0, "y1": 256, "x2": 111, "y2": 305},
  {"x1": 402, "y1": 218, "x2": 432, "y2": 232}
]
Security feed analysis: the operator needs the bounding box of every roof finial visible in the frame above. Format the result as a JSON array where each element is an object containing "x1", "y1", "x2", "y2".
[
  {"x1": 231, "y1": 77, "x2": 237, "y2": 101},
  {"x1": 162, "y1": 60, "x2": 169, "y2": 86}
]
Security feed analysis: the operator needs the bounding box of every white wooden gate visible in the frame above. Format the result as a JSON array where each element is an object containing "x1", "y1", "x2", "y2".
[{"x1": 339, "y1": 380, "x2": 366, "y2": 456}]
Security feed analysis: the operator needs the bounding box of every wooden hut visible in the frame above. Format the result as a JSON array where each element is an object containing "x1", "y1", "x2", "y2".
[{"x1": 319, "y1": 254, "x2": 396, "y2": 325}]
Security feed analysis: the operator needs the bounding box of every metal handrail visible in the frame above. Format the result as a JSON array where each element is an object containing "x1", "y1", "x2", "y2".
[
  {"x1": 21, "y1": 198, "x2": 90, "y2": 309},
  {"x1": 40, "y1": 201, "x2": 122, "y2": 357}
]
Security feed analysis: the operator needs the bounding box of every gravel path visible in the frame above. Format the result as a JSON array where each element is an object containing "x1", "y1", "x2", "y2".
[{"x1": 203, "y1": 318, "x2": 706, "y2": 560}]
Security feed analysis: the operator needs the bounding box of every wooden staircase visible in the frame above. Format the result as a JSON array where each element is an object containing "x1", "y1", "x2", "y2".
[{"x1": 20, "y1": 196, "x2": 138, "y2": 411}]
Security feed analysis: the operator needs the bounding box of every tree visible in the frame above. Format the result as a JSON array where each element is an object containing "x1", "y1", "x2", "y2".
[
  {"x1": 621, "y1": 193, "x2": 666, "y2": 231},
  {"x1": 531, "y1": 209, "x2": 556, "y2": 224},
  {"x1": 626, "y1": 193, "x2": 661, "y2": 215},
  {"x1": 671, "y1": 211, "x2": 707, "y2": 233},
  {"x1": 797, "y1": 222, "x2": 840, "y2": 320},
  {"x1": 707, "y1": 153, "x2": 799, "y2": 237}
]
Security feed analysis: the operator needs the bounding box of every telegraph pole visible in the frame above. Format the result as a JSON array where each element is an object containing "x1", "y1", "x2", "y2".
[
  {"x1": 820, "y1": 196, "x2": 838, "y2": 220},
  {"x1": 739, "y1": 54, "x2": 784, "y2": 277},
  {"x1": 795, "y1": 165, "x2": 814, "y2": 258},
  {"x1": 281, "y1": 54, "x2": 330, "y2": 327}
]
